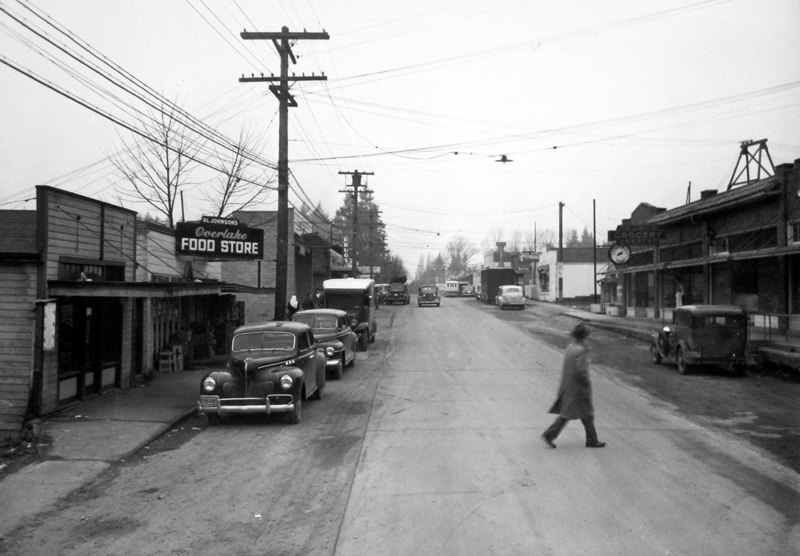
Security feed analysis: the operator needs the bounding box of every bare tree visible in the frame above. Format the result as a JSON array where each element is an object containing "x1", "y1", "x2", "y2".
[
  {"x1": 112, "y1": 101, "x2": 204, "y2": 228},
  {"x1": 524, "y1": 230, "x2": 537, "y2": 252},
  {"x1": 509, "y1": 229, "x2": 523, "y2": 254},
  {"x1": 445, "y1": 235, "x2": 479, "y2": 279},
  {"x1": 205, "y1": 128, "x2": 274, "y2": 217}
]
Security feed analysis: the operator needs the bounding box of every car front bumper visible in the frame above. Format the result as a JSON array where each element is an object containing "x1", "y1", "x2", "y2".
[
  {"x1": 325, "y1": 357, "x2": 343, "y2": 370},
  {"x1": 683, "y1": 351, "x2": 747, "y2": 366},
  {"x1": 198, "y1": 394, "x2": 295, "y2": 415}
]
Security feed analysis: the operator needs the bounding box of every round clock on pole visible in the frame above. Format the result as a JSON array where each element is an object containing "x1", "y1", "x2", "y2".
[{"x1": 609, "y1": 243, "x2": 631, "y2": 265}]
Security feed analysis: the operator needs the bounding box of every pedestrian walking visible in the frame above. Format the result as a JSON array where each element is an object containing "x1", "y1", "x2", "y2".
[
  {"x1": 287, "y1": 295, "x2": 299, "y2": 320},
  {"x1": 301, "y1": 292, "x2": 315, "y2": 310},
  {"x1": 541, "y1": 323, "x2": 606, "y2": 449}
]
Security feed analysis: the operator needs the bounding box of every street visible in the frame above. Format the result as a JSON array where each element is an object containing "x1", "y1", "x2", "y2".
[{"x1": 2, "y1": 298, "x2": 799, "y2": 555}]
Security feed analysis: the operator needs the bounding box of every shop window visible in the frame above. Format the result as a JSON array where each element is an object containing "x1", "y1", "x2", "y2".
[
  {"x1": 59, "y1": 258, "x2": 124, "y2": 281},
  {"x1": 709, "y1": 237, "x2": 729, "y2": 256},
  {"x1": 789, "y1": 222, "x2": 800, "y2": 245}
]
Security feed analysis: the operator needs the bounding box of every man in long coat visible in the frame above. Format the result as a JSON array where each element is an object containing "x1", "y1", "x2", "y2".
[{"x1": 541, "y1": 324, "x2": 606, "y2": 448}]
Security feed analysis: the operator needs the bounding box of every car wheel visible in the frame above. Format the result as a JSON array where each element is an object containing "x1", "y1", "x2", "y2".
[
  {"x1": 287, "y1": 394, "x2": 303, "y2": 424},
  {"x1": 207, "y1": 413, "x2": 222, "y2": 426},
  {"x1": 650, "y1": 344, "x2": 662, "y2": 364},
  {"x1": 731, "y1": 364, "x2": 747, "y2": 377},
  {"x1": 676, "y1": 347, "x2": 691, "y2": 375},
  {"x1": 312, "y1": 384, "x2": 323, "y2": 400}
]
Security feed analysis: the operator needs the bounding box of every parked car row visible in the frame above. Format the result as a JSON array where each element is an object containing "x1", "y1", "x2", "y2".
[{"x1": 197, "y1": 279, "x2": 378, "y2": 425}]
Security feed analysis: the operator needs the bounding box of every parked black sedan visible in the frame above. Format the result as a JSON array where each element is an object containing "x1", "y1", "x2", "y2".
[
  {"x1": 197, "y1": 321, "x2": 326, "y2": 425},
  {"x1": 293, "y1": 308, "x2": 357, "y2": 379}
]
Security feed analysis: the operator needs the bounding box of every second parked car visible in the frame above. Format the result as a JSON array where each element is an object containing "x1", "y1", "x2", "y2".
[{"x1": 293, "y1": 308, "x2": 357, "y2": 379}]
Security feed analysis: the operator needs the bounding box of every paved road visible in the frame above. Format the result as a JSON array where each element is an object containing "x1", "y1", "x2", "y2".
[
  {"x1": 2, "y1": 299, "x2": 798, "y2": 555},
  {"x1": 336, "y1": 299, "x2": 799, "y2": 555}
]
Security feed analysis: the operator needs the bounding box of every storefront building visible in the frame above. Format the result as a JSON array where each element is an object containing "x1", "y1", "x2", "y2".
[
  {"x1": 0, "y1": 187, "x2": 230, "y2": 438},
  {"x1": 222, "y1": 209, "x2": 332, "y2": 323},
  {"x1": 611, "y1": 158, "x2": 800, "y2": 324}
]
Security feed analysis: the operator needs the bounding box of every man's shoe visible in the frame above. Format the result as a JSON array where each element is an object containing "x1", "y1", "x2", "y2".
[
  {"x1": 541, "y1": 434, "x2": 556, "y2": 448},
  {"x1": 586, "y1": 441, "x2": 606, "y2": 448}
]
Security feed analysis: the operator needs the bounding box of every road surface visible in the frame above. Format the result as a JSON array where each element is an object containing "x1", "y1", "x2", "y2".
[{"x1": 2, "y1": 298, "x2": 797, "y2": 555}]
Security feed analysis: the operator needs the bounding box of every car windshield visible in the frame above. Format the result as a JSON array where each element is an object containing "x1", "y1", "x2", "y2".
[
  {"x1": 293, "y1": 315, "x2": 338, "y2": 330},
  {"x1": 325, "y1": 293, "x2": 364, "y2": 312},
  {"x1": 389, "y1": 283, "x2": 405, "y2": 291},
  {"x1": 503, "y1": 287, "x2": 522, "y2": 294},
  {"x1": 420, "y1": 286, "x2": 437, "y2": 294},
  {"x1": 232, "y1": 331, "x2": 295, "y2": 352}
]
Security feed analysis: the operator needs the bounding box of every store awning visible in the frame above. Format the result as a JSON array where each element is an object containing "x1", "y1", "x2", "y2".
[{"x1": 47, "y1": 280, "x2": 224, "y2": 298}]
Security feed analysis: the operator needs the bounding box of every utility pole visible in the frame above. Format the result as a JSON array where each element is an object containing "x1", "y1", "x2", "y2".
[
  {"x1": 338, "y1": 170, "x2": 373, "y2": 277},
  {"x1": 240, "y1": 26, "x2": 329, "y2": 320},
  {"x1": 367, "y1": 208, "x2": 382, "y2": 280},
  {"x1": 593, "y1": 199, "x2": 597, "y2": 303},
  {"x1": 558, "y1": 202, "x2": 564, "y2": 302}
]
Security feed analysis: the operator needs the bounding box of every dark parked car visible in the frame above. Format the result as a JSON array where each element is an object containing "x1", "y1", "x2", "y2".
[
  {"x1": 650, "y1": 304, "x2": 749, "y2": 375},
  {"x1": 197, "y1": 321, "x2": 326, "y2": 425},
  {"x1": 293, "y1": 308, "x2": 357, "y2": 379},
  {"x1": 418, "y1": 284, "x2": 441, "y2": 307}
]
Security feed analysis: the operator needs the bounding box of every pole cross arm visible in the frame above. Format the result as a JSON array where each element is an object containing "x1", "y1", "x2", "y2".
[
  {"x1": 241, "y1": 31, "x2": 330, "y2": 41},
  {"x1": 239, "y1": 75, "x2": 327, "y2": 83}
]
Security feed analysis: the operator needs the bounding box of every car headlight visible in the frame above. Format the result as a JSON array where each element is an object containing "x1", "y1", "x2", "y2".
[
  {"x1": 325, "y1": 346, "x2": 335, "y2": 358},
  {"x1": 280, "y1": 374, "x2": 293, "y2": 391},
  {"x1": 202, "y1": 376, "x2": 217, "y2": 392}
]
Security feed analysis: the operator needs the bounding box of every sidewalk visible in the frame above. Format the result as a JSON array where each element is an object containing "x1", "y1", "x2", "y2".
[
  {"x1": 0, "y1": 361, "x2": 218, "y2": 537},
  {"x1": 529, "y1": 300, "x2": 663, "y2": 343}
]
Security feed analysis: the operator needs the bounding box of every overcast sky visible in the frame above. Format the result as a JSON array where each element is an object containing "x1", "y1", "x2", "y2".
[{"x1": 2, "y1": 0, "x2": 799, "y2": 272}]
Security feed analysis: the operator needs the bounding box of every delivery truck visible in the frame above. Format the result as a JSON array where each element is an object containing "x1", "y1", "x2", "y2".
[{"x1": 479, "y1": 267, "x2": 518, "y2": 304}]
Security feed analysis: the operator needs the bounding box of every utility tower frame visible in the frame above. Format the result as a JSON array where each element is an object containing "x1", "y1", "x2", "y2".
[
  {"x1": 338, "y1": 170, "x2": 374, "y2": 277},
  {"x1": 240, "y1": 26, "x2": 329, "y2": 320},
  {"x1": 727, "y1": 139, "x2": 775, "y2": 190}
]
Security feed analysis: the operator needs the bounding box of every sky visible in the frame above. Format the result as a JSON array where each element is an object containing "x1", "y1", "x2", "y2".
[{"x1": 2, "y1": 0, "x2": 799, "y2": 275}]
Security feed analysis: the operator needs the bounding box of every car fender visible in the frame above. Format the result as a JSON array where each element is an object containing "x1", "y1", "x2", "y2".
[{"x1": 675, "y1": 340, "x2": 696, "y2": 362}]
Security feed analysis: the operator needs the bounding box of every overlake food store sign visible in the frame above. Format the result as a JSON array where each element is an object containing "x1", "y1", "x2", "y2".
[{"x1": 176, "y1": 217, "x2": 264, "y2": 259}]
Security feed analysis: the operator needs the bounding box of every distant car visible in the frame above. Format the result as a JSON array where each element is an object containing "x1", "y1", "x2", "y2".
[
  {"x1": 460, "y1": 285, "x2": 474, "y2": 297},
  {"x1": 386, "y1": 280, "x2": 410, "y2": 305},
  {"x1": 418, "y1": 284, "x2": 441, "y2": 307},
  {"x1": 293, "y1": 308, "x2": 357, "y2": 379},
  {"x1": 197, "y1": 321, "x2": 326, "y2": 425},
  {"x1": 496, "y1": 285, "x2": 525, "y2": 310},
  {"x1": 650, "y1": 305, "x2": 748, "y2": 375}
]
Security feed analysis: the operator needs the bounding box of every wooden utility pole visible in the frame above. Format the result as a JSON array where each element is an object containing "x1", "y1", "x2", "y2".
[
  {"x1": 558, "y1": 202, "x2": 564, "y2": 301},
  {"x1": 240, "y1": 26, "x2": 329, "y2": 320},
  {"x1": 338, "y1": 170, "x2": 373, "y2": 277}
]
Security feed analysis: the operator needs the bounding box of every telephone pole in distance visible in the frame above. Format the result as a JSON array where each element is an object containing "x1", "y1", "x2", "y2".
[
  {"x1": 240, "y1": 26, "x2": 329, "y2": 320},
  {"x1": 338, "y1": 170, "x2": 373, "y2": 277}
]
